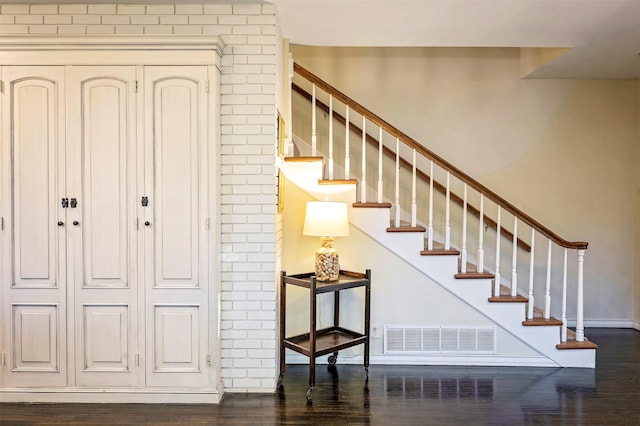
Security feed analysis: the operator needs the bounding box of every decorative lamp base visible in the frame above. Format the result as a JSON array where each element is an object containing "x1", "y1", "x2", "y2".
[{"x1": 314, "y1": 237, "x2": 339, "y2": 281}]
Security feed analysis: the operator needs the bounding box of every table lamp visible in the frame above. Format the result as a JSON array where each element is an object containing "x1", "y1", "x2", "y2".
[{"x1": 303, "y1": 201, "x2": 349, "y2": 281}]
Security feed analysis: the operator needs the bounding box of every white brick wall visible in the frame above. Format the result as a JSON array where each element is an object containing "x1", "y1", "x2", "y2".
[{"x1": 0, "y1": 3, "x2": 280, "y2": 393}]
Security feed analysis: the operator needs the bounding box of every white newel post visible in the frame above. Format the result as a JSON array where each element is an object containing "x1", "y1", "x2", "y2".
[
  {"x1": 494, "y1": 207, "x2": 501, "y2": 297},
  {"x1": 561, "y1": 248, "x2": 568, "y2": 342},
  {"x1": 511, "y1": 217, "x2": 518, "y2": 297},
  {"x1": 527, "y1": 229, "x2": 536, "y2": 320},
  {"x1": 477, "y1": 194, "x2": 484, "y2": 272},
  {"x1": 328, "y1": 95, "x2": 334, "y2": 180},
  {"x1": 461, "y1": 183, "x2": 468, "y2": 273},
  {"x1": 360, "y1": 116, "x2": 367, "y2": 202},
  {"x1": 311, "y1": 83, "x2": 317, "y2": 156},
  {"x1": 576, "y1": 249, "x2": 585, "y2": 342}
]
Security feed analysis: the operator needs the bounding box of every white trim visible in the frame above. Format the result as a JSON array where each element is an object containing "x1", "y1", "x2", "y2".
[
  {"x1": 285, "y1": 353, "x2": 558, "y2": 368},
  {"x1": 634, "y1": 322, "x2": 640, "y2": 331},
  {"x1": 0, "y1": 36, "x2": 224, "y2": 67},
  {"x1": 0, "y1": 386, "x2": 224, "y2": 404},
  {"x1": 567, "y1": 319, "x2": 634, "y2": 328}
]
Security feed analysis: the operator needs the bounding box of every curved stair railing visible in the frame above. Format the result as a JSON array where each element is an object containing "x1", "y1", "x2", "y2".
[{"x1": 291, "y1": 62, "x2": 592, "y2": 348}]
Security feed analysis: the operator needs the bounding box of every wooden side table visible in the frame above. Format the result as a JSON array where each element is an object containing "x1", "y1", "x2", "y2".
[{"x1": 279, "y1": 269, "x2": 371, "y2": 400}]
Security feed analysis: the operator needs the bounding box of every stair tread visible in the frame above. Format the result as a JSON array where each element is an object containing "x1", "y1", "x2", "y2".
[
  {"x1": 488, "y1": 295, "x2": 528, "y2": 303},
  {"x1": 455, "y1": 271, "x2": 495, "y2": 279},
  {"x1": 421, "y1": 248, "x2": 461, "y2": 256},
  {"x1": 319, "y1": 179, "x2": 358, "y2": 185},
  {"x1": 284, "y1": 156, "x2": 323, "y2": 163},
  {"x1": 556, "y1": 340, "x2": 598, "y2": 350},
  {"x1": 522, "y1": 317, "x2": 563, "y2": 326},
  {"x1": 387, "y1": 226, "x2": 427, "y2": 232},
  {"x1": 353, "y1": 202, "x2": 392, "y2": 208}
]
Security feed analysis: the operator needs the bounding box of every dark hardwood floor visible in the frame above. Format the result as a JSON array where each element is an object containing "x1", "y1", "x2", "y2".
[{"x1": 1, "y1": 328, "x2": 639, "y2": 425}]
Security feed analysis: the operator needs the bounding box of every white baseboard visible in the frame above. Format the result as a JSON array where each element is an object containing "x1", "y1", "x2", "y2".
[
  {"x1": 567, "y1": 319, "x2": 634, "y2": 328},
  {"x1": 633, "y1": 322, "x2": 640, "y2": 331},
  {"x1": 285, "y1": 353, "x2": 557, "y2": 368},
  {"x1": 0, "y1": 387, "x2": 224, "y2": 404}
]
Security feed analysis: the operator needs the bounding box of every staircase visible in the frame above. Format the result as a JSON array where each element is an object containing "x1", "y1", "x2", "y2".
[{"x1": 282, "y1": 63, "x2": 597, "y2": 368}]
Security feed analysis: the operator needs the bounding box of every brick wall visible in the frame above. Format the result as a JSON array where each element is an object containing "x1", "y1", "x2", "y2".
[{"x1": 0, "y1": 3, "x2": 281, "y2": 392}]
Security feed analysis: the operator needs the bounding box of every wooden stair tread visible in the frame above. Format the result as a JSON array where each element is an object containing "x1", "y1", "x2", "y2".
[
  {"x1": 488, "y1": 295, "x2": 528, "y2": 303},
  {"x1": 353, "y1": 202, "x2": 392, "y2": 208},
  {"x1": 284, "y1": 156, "x2": 323, "y2": 163},
  {"x1": 522, "y1": 317, "x2": 563, "y2": 326},
  {"x1": 455, "y1": 271, "x2": 495, "y2": 279},
  {"x1": 387, "y1": 226, "x2": 427, "y2": 232},
  {"x1": 319, "y1": 179, "x2": 358, "y2": 185},
  {"x1": 421, "y1": 249, "x2": 460, "y2": 256},
  {"x1": 556, "y1": 340, "x2": 598, "y2": 350}
]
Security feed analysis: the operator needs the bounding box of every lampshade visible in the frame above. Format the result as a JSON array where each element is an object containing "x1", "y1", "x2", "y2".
[{"x1": 303, "y1": 201, "x2": 349, "y2": 237}]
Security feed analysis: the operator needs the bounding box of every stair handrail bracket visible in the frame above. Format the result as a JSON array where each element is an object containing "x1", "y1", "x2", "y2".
[{"x1": 292, "y1": 62, "x2": 591, "y2": 347}]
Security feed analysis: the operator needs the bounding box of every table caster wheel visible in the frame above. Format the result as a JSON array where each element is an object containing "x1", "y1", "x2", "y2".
[
  {"x1": 328, "y1": 354, "x2": 337, "y2": 366},
  {"x1": 277, "y1": 373, "x2": 285, "y2": 388},
  {"x1": 306, "y1": 387, "x2": 313, "y2": 401}
]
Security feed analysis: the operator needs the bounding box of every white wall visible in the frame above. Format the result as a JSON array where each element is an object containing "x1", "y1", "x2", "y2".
[
  {"x1": 0, "y1": 2, "x2": 281, "y2": 392},
  {"x1": 291, "y1": 46, "x2": 638, "y2": 326},
  {"x1": 282, "y1": 181, "x2": 541, "y2": 363}
]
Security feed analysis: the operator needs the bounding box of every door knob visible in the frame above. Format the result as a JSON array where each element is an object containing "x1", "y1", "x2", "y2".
[
  {"x1": 144, "y1": 221, "x2": 151, "y2": 227},
  {"x1": 73, "y1": 221, "x2": 80, "y2": 226},
  {"x1": 57, "y1": 221, "x2": 64, "y2": 227}
]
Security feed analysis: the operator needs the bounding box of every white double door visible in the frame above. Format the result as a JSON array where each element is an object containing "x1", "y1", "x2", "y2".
[{"x1": 1, "y1": 65, "x2": 213, "y2": 389}]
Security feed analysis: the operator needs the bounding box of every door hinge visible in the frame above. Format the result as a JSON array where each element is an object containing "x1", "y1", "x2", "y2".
[
  {"x1": 0, "y1": 81, "x2": 4, "y2": 94},
  {"x1": 135, "y1": 218, "x2": 139, "y2": 230},
  {"x1": 205, "y1": 80, "x2": 210, "y2": 93},
  {"x1": 206, "y1": 217, "x2": 211, "y2": 231},
  {"x1": 1, "y1": 352, "x2": 6, "y2": 366},
  {"x1": 1, "y1": 217, "x2": 4, "y2": 231},
  {"x1": 206, "y1": 354, "x2": 211, "y2": 366},
  {"x1": 135, "y1": 353, "x2": 140, "y2": 366},
  {"x1": 134, "y1": 80, "x2": 139, "y2": 93}
]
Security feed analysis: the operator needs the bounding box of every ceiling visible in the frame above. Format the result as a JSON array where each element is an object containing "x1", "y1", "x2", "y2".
[
  {"x1": 272, "y1": 0, "x2": 640, "y2": 79},
  {"x1": 6, "y1": 0, "x2": 640, "y2": 78}
]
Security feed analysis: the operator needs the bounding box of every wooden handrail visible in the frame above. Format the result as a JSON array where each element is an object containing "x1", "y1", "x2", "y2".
[
  {"x1": 292, "y1": 82, "x2": 531, "y2": 252},
  {"x1": 294, "y1": 62, "x2": 588, "y2": 250}
]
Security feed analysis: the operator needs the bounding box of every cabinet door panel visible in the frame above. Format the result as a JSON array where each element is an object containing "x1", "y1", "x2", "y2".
[
  {"x1": 66, "y1": 66, "x2": 139, "y2": 388},
  {"x1": 144, "y1": 66, "x2": 209, "y2": 388},
  {"x1": 1, "y1": 66, "x2": 68, "y2": 388}
]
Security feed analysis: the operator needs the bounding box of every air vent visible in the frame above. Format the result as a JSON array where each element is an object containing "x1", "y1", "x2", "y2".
[{"x1": 384, "y1": 326, "x2": 496, "y2": 354}]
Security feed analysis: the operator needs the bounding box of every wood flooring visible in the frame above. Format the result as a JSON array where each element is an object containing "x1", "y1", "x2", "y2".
[{"x1": 1, "y1": 328, "x2": 639, "y2": 425}]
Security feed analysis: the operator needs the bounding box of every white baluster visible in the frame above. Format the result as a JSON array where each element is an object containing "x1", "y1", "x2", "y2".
[
  {"x1": 494, "y1": 207, "x2": 501, "y2": 297},
  {"x1": 477, "y1": 194, "x2": 484, "y2": 272},
  {"x1": 544, "y1": 240, "x2": 552, "y2": 319},
  {"x1": 411, "y1": 149, "x2": 417, "y2": 227},
  {"x1": 377, "y1": 127, "x2": 383, "y2": 203},
  {"x1": 345, "y1": 106, "x2": 350, "y2": 179},
  {"x1": 511, "y1": 217, "x2": 518, "y2": 297},
  {"x1": 286, "y1": 52, "x2": 294, "y2": 157},
  {"x1": 527, "y1": 229, "x2": 536, "y2": 320},
  {"x1": 394, "y1": 138, "x2": 400, "y2": 227},
  {"x1": 360, "y1": 116, "x2": 367, "y2": 203},
  {"x1": 427, "y1": 160, "x2": 434, "y2": 250},
  {"x1": 576, "y1": 249, "x2": 585, "y2": 342},
  {"x1": 561, "y1": 248, "x2": 568, "y2": 342},
  {"x1": 311, "y1": 83, "x2": 317, "y2": 156},
  {"x1": 461, "y1": 183, "x2": 467, "y2": 273},
  {"x1": 328, "y1": 95, "x2": 334, "y2": 180},
  {"x1": 445, "y1": 172, "x2": 451, "y2": 250}
]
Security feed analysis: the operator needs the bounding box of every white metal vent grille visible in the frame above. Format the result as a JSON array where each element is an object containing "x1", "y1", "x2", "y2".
[{"x1": 384, "y1": 326, "x2": 496, "y2": 354}]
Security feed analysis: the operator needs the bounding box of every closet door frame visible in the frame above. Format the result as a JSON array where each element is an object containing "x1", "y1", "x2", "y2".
[{"x1": 0, "y1": 36, "x2": 223, "y2": 402}]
